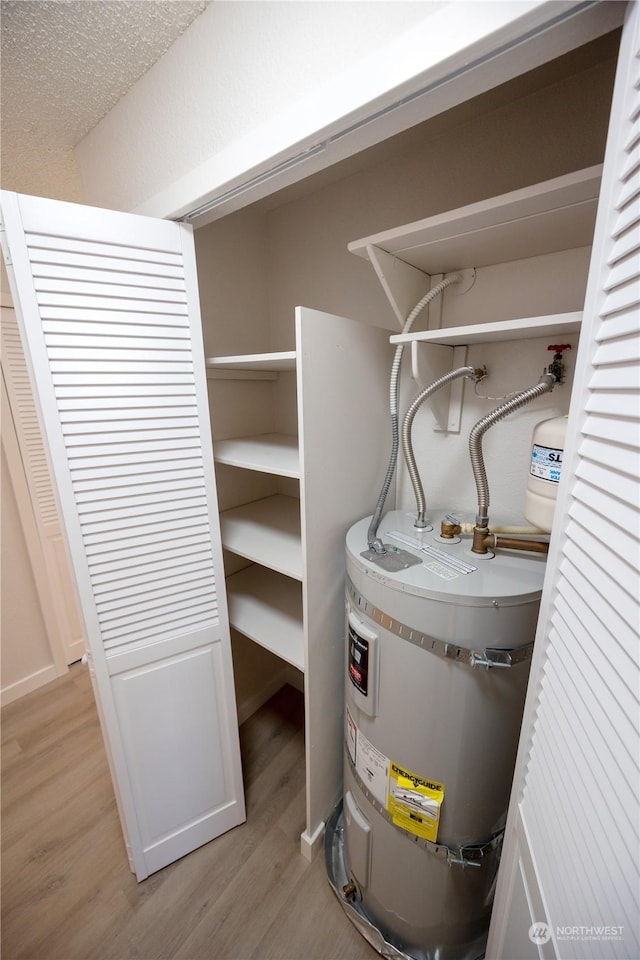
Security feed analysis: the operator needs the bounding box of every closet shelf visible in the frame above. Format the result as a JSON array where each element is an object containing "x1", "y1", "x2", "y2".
[
  {"x1": 214, "y1": 433, "x2": 299, "y2": 478},
  {"x1": 390, "y1": 312, "x2": 582, "y2": 346},
  {"x1": 347, "y1": 166, "x2": 601, "y2": 331},
  {"x1": 349, "y1": 165, "x2": 602, "y2": 275},
  {"x1": 227, "y1": 565, "x2": 304, "y2": 672},
  {"x1": 206, "y1": 351, "x2": 296, "y2": 379},
  {"x1": 220, "y1": 494, "x2": 303, "y2": 580}
]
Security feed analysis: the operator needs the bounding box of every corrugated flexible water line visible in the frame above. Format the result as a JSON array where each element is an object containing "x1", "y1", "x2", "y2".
[
  {"x1": 367, "y1": 274, "x2": 462, "y2": 553},
  {"x1": 469, "y1": 373, "x2": 556, "y2": 525},
  {"x1": 402, "y1": 366, "x2": 477, "y2": 527}
]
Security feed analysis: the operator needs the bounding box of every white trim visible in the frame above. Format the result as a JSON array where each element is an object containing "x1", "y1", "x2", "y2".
[
  {"x1": 1, "y1": 665, "x2": 60, "y2": 708},
  {"x1": 300, "y1": 819, "x2": 325, "y2": 863}
]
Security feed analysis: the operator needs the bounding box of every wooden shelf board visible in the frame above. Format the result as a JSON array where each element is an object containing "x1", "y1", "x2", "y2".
[
  {"x1": 220, "y1": 494, "x2": 302, "y2": 580},
  {"x1": 226, "y1": 565, "x2": 304, "y2": 672},
  {"x1": 390, "y1": 313, "x2": 582, "y2": 346},
  {"x1": 349, "y1": 166, "x2": 602, "y2": 275},
  {"x1": 214, "y1": 433, "x2": 300, "y2": 478},
  {"x1": 206, "y1": 351, "x2": 296, "y2": 371}
]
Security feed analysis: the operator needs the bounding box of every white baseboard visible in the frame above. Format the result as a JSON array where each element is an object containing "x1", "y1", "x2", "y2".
[
  {"x1": 300, "y1": 820, "x2": 325, "y2": 862},
  {"x1": 236, "y1": 669, "x2": 288, "y2": 725},
  {"x1": 1, "y1": 663, "x2": 63, "y2": 707}
]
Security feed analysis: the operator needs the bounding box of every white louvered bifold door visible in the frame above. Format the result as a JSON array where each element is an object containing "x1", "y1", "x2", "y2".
[
  {"x1": 1, "y1": 305, "x2": 86, "y2": 667},
  {"x1": 488, "y1": 6, "x2": 639, "y2": 958},
  {"x1": 0, "y1": 192, "x2": 245, "y2": 880}
]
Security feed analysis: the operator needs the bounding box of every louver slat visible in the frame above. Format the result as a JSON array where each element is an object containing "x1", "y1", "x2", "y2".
[
  {"x1": 576, "y1": 434, "x2": 637, "y2": 473},
  {"x1": 82, "y1": 507, "x2": 210, "y2": 537},
  {"x1": 70, "y1": 455, "x2": 204, "y2": 480},
  {"x1": 32, "y1": 264, "x2": 186, "y2": 289},
  {"x1": 35, "y1": 279, "x2": 188, "y2": 302},
  {"x1": 93, "y1": 562, "x2": 214, "y2": 601},
  {"x1": 90, "y1": 548, "x2": 213, "y2": 586},
  {"x1": 554, "y1": 575, "x2": 637, "y2": 716},
  {"x1": 85, "y1": 531, "x2": 212, "y2": 567},
  {"x1": 584, "y1": 389, "x2": 640, "y2": 422},
  {"x1": 43, "y1": 322, "x2": 191, "y2": 340},
  {"x1": 607, "y1": 223, "x2": 638, "y2": 264},
  {"x1": 42, "y1": 307, "x2": 190, "y2": 327},
  {"x1": 33, "y1": 260, "x2": 185, "y2": 283},
  {"x1": 25, "y1": 232, "x2": 185, "y2": 265}
]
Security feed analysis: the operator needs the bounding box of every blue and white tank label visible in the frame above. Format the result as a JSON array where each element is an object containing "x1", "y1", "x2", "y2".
[{"x1": 530, "y1": 444, "x2": 563, "y2": 482}]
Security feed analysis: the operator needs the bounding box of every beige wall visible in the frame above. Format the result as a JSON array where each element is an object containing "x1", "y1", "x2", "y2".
[{"x1": 263, "y1": 51, "x2": 615, "y2": 345}]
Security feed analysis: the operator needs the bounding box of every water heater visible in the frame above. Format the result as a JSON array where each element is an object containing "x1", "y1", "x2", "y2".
[{"x1": 326, "y1": 509, "x2": 547, "y2": 960}]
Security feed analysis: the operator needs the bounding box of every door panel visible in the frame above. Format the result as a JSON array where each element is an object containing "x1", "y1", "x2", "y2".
[
  {"x1": 0, "y1": 191, "x2": 245, "y2": 880},
  {"x1": 110, "y1": 637, "x2": 242, "y2": 875}
]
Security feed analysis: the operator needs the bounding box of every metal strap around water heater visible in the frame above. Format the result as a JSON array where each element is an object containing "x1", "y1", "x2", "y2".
[
  {"x1": 346, "y1": 577, "x2": 533, "y2": 669},
  {"x1": 346, "y1": 750, "x2": 503, "y2": 869}
]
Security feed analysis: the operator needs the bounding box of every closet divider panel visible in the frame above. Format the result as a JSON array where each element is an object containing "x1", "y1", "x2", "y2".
[
  {"x1": 295, "y1": 307, "x2": 392, "y2": 855},
  {"x1": 0, "y1": 191, "x2": 245, "y2": 880}
]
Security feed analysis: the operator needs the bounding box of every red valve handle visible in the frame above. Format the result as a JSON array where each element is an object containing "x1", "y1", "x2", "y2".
[{"x1": 547, "y1": 344, "x2": 572, "y2": 352}]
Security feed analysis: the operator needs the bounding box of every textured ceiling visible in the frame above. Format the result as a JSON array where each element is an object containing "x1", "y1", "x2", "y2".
[{"x1": 0, "y1": 0, "x2": 209, "y2": 201}]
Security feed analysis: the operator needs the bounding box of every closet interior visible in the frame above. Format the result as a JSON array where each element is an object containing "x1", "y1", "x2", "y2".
[{"x1": 192, "y1": 29, "x2": 619, "y2": 853}]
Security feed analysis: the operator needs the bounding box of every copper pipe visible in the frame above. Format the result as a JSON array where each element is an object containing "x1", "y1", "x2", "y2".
[
  {"x1": 492, "y1": 535, "x2": 549, "y2": 554},
  {"x1": 471, "y1": 526, "x2": 549, "y2": 555},
  {"x1": 471, "y1": 527, "x2": 549, "y2": 554},
  {"x1": 471, "y1": 524, "x2": 490, "y2": 554}
]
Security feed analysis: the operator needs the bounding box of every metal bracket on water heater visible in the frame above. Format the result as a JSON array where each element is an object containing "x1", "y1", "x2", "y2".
[
  {"x1": 346, "y1": 578, "x2": 534, "y2": 670},
  {"x1": 469, "y1": 648, "x2": 523, "y2": 669},
  {"x1": 360, "y1": 546, "x2": 422, "y2": 572}
]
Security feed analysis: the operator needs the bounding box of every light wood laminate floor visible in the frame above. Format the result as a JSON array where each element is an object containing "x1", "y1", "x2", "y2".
[{"x1": 1, "y1": 664, "x2": 378, "y2": 960}]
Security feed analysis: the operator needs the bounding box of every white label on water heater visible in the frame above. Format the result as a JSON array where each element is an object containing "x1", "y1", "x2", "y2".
[
  {"x1": 530, "y1": 444, "x2": 563, "y2": 482},
  {"x1": 355, "y1": 730, "x2": 390, "y2": 808}
]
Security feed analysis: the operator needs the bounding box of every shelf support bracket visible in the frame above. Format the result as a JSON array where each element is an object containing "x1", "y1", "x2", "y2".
[
  {"x1": 410, "y1": 341, "x2": 469, "y2": 433},
  {"x1": 366, "y1": 245, "x2": 432, "y2": 329}
]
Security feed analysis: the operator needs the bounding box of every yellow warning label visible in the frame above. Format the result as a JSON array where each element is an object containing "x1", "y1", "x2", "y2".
[{"x1": 387, "y1": 762, "x2": 444, "y2": 842}]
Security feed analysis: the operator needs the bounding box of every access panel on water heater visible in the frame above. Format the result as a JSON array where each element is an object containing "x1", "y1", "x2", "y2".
[{"x1": 347, "y1": 610, "x2": 379, "y2": 717}]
